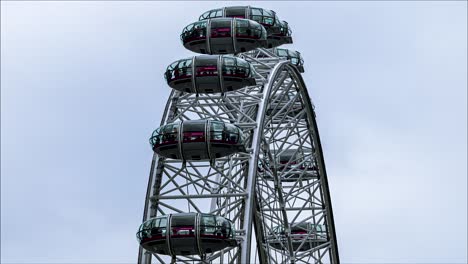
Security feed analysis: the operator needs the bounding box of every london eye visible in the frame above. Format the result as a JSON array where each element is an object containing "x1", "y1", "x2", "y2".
[{"x1": 137, "y1": 6, "x2": 339, "y2": 264}]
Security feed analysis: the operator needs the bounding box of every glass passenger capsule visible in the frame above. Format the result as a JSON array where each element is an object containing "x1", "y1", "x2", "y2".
[
  {"x1": 181, "y1": 18, "x2": 267, "y2": 54},
  {"x1": 267, "y1": 222, "x2": 327, "y2": 251},
  {"x1": 258, "y1": 149, "x2": 318, "y2": 181},
  {"x1": 137, "y1": 213, "x2": 237, "y2": 256},
  {"x1": 150, "y1": 120, "x2": 245, "y2": 160},
  {"x1": 199, "y1": 6, "x2": 282, "y2": 34},
  {"x1": 266, "y1": 20, "x2": 293, "y2": 48},
  {"x1": 266, "y1": 92, "x2": 304, "y2": 118},
  {"x1": 165, "y1": 55, "x2": 256, "y2": 93},
  {"x1": 272, "y1": 48, "x2": 304, "y2": 73}
]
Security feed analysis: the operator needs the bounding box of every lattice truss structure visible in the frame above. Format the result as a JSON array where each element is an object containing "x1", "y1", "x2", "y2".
[{"x1": 138, "y1": 48, "x2": 339, "y2": 264}]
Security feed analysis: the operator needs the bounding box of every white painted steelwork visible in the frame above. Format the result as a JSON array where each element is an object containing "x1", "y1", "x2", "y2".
[{"x1": 138, "y1": 10, "x2": 339, "y2": 264}]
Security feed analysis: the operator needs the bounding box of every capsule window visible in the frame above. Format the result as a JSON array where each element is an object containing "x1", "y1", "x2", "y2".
[
  {"x1": 263, "y1": 13, "x2": 274, "y2": 26},
  {"x1": 314, "y1": 225, "x2": 326, "y2": 232},
  {"x1": 263, "y1": 9, "x2": 274, "y2": 17},
  {"x1": 179, "y1": 59, "x2": 192, "y2": 68},
  {"x1": 166, "y1": 59, "x2": 192, "y2": 81},
  {"x1": 251, "y1": 8, "x2": 262, "y2": 16},
  {"x1": 273, "y1": 15, "x2": 281, "y2": 27},
  {"x1": 250, "y1": 8, "x2": 274, "y2": 26},
  {"x1": 156, "y1": 217, "x2": 168, "y2": 236},
  {"x1": 224, "y1": 58, "x2": 249, "y2": 78},
  {"x1": 238, "y1": 59, "x2": 248, "y2": 68},
  {"x1": 240, "y1": 20, "x2": 262, "y2": 38},
  {"x1": 182, "y1": 21, "x2": 207, "y2": 43},
  {"x1": 209, "y1": 9, "x2": 222, "y2": 18},
  {"x1": 196, "y1": 21, "x2": 207, "y2": 29},
  {"x1": 183, "y1": 24, "x2": 194, "y2": 33},
  {"x1": 271, "y1": 225, "x2": 284, "y2": 235},
  {"x1": 166, "y1": 61, "x2": 179, "y2": 81},
  {"x1": 223, "y1": 57, "x2": 236, "y2": 66},
  {"x1": 200, "y1": 11, "x2": 210, "y2": 20},
  {"x1": 152, "y1": 218, "x2": 160, "y2": 228},
  {"x1": 174, "y1": 59, "x2": 193, "y2": 80},
  {"x1": 210, "y1": 121, "x2": 224, "y2": 141},
  {"x1": 139, "y1": 226, "x2": 149, "y2": 240},
  {"x1": 151, "y1": 127, "x2": 162, "y2": 147},
  {"x1": 279, "y1": 21, "x2": 292, "y2": 37},
  {"x1": 162, "y1": 124, "x2": 172, "y2": 133},
  {"x1": 235, "y1": 19, "x2": 250, "y2": 38},
  {"x1": 277, "y1": 49, "x2": 288, "y2": 57},
  {"x1": 222, "y1": 57, "x2": 238, "y2": 76},
  {"x1": 215, "y1": 216, "x2": 231, "y2": 238},
  {"x1": 279, "y1": 22, "x2": 287, "y2": 35},
  {"x1": 250, "y1": 16, "x2": 262, "y2": 25},
  {"x1": 195, "y1": 21, "x2": 207, "y2": 36},
  {"x1": 263, "y1": 18, "x2": 274, "y2": 26},
  {"x1": 225, "y1": 125, "x2": 239, "y2": 143},
  {"x1": 149, "y1": 218, "x2": 165, "y2": 237},
  {"x1": 161, "y1": 124, "x2": 172, "y2": 142},
  {"x1": 169, "y1": 61, "x2": 179, "y2": 69},
  {"x1": 161, "y1": 123, "x2": 179, "y2": 145},
  {"x1": 200, "y1": 215, "x2": 217, "y2": 236}
]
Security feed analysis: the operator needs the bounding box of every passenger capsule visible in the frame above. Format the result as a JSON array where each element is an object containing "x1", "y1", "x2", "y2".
[
  {"x1": 267, "y1": 222, "x2": 327, "y2": 251},
  {"x1": 266, "y1": 92, "x2": 303, "y2": 118},
  {"x1": 266, "y1": 20, "x2": 293, "y2": 48},
  {"x1": 137, "y1": 213, "x2": 237, "y2": 256},
  {"x1": 165, "y1": 55, "x2": 256, "y2": 93},
  {"x1": 181, "y1": 18, "x2": 267, "y2": 54},
  {"x1": 272, "y1": 48, "x2": 304, "y2": 73},
  {"x1": 199, "y1": 6, "x2": 282, "y2": 34},
  {"x1": 258, "y1": 149, "x2": 318, "y2": 181},
  {"x1": 150, "y1": 120, "x2": 245, "y2": 160}
]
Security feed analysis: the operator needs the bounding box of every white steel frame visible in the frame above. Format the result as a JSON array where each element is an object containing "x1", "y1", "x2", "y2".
[{"x1": 138, "y1": 48, "x2": 339, "y2": 264}]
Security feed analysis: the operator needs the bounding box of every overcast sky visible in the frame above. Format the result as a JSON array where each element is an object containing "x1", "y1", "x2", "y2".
[{"x1": 1, "y1": 1, "x2": 467, "y2": 263}]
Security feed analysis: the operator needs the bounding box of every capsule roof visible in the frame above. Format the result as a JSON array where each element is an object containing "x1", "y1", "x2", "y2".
[
  {"x1": 267, "y1": 222, "x2": 327, "y2": 251},
  {"x1": 164, "y1": 55, "x2": 256, "y2": 93},
  {"x1": 271, "y1": 222, "x2": 327, "y2": 234},
  {"x1": 258, "y1": 149, "x2": 318, "y2": 181},
  {"x1": 199, "y1": 6, "x2": 281, "y2": 34},
  {"x1": 181, "y1": 18, "x2": 267, "y2": 54},
  {"x1": 137, "y1": 213, "x2": 236, "y2": 256},
  {"x1": 150, "y1": 120, "x2": 245, "y2": 160}
]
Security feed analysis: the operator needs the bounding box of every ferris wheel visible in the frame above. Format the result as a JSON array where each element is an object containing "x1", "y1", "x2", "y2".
[{"x1": 137, "y1": 6, "x2": 339, "y2": 264}]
